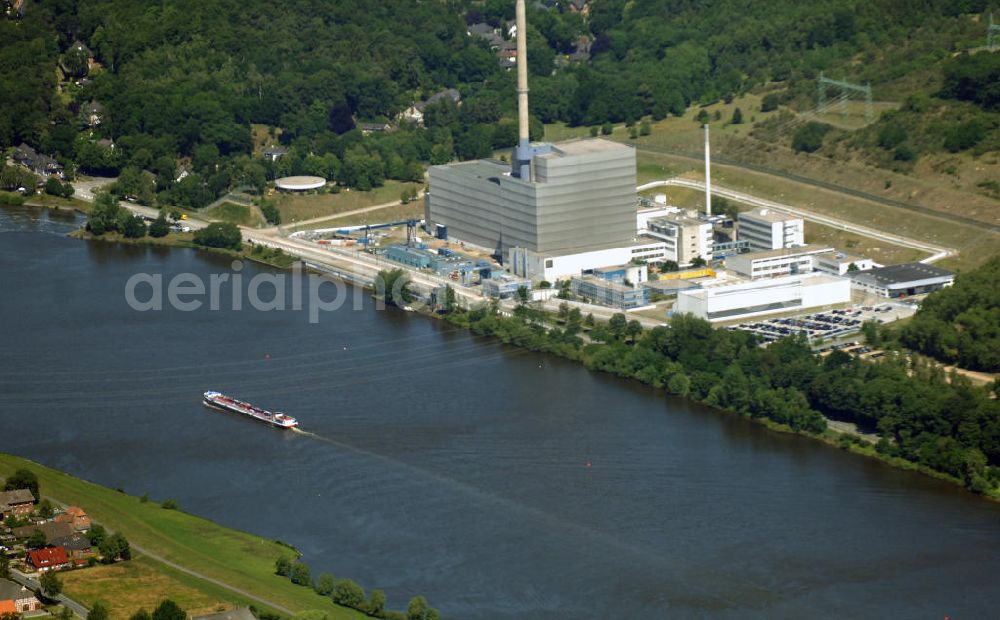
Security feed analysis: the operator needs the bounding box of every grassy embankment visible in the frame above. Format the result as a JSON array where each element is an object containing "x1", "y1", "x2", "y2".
[
  {"x1": 275, "y1": 181, "x2": 422, "y2": 226},
  {"x1": 0, "y1": 454, "x2": 366, "y2": 620},
  {"x1": 204, "y1": 202, "x2": 265, "y2": 227},
  {"x1": 1, "y1": 190, "x2": 93, "y2": 213}
]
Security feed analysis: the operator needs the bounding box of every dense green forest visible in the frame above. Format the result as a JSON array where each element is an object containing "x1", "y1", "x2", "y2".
[
  {"x1": 898, "y1": 257, "x2": 1000, "y2": 372},
  {"x1": 444, "y1": 301, "x2": 1000, "y2": 495},
  {"x1": 2, "y1": 0, "x2": 998, "y2": 209}
]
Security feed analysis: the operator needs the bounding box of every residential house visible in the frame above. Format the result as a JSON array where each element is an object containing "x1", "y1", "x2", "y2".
[
  {"x1": 4, "y1": 0, "x2": 27, "y2": 18},
  {"x1": 400, "y1": 89, "x2": 462, "y2": 125},
  {"x1": 54, "y1": 506, "x2": 91, "y2": 531},
  {"x1": 12, "y1": 143, "x2": 63, "y2": 178},
  {"x1": 27, "y1": 546, "x2": 70, "y2": 572},
  {"x1": 0, "y1": 579, "x2": 42, "y2": 614},
  {"x1": 262, "y1": 145, "x2": 288, "y2": 162},
  {"x1": 13, "y1": 521, "x2": 74, "y2": 542},
  {"x1": 81, "y1": 100, "x2": 104, "y2": 127},
  {"x1": 49, "y1": 533, "x2": 93, "y2": 559},
  {"x1": 359, "y1": 122, "x2": 392, "y2": 135},
  {"x1": 0, "y1": 489, "x2": 35, "y2": 518},
  {"x1": 566, "y1": 0, "x2": 589, "y2": 13},
  {"x1": 467, "y1": 23, "x2": 503, "y2": 49},
  {"x1": 63, "y1": 40, "x2": 96, "y2": 73},
  {"x1": 497, "y1": 40, "x2": 517, "y2": 69},
  {"x1": 175, "y1": 164, "x2": 192, "y2": 183}
]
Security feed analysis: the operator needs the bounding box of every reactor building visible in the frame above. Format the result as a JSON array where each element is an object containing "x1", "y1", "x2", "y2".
[
  {"x1": 424, "y1": 139, "x2": 637, "y2": 256},
  {"x1": 424, "y1": 0, "x2": 641, "y2": 280}
]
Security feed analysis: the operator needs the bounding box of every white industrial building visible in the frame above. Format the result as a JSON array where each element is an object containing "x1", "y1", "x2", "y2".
[
  {"x1": 727, "y1": 245, "x2": 832, "y2": 279},
  {"x1": 849, "y1": 263, "x2": 954, "y2": 298},
  {"x1": 509, "y1": 240, "x2": 667, "y2": 282},
  {"x1": 675, "y1": 272, "x2": 852, "y2": 322},
  {"x1": 814, "y1": 251, "x2": 874, "y2": 276},
  {"x1": 727, "y1": 245, "x2": 874, "y2": 280},
  {"x1": 738, "y1": 208, "x2": 804, "y2": 251},
  {"x1": 643, "y1": 210, "x2": 713, "y2": 266}
]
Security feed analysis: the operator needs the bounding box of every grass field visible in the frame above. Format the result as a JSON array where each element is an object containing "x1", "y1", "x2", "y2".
[
  {"x1": 61, "y1": 557, "x2": 230, "y2": 619},
  {"x1": 301, "y1": 202, "x2": 424, "y2": 228},
  {"x1": 0, "y1": 454, "x2": 366, "y2": 619},
  {"x1": 204, "y1": 202, "x2": 264, "y2": 227},
  {"x1": 617, "y1": 93, "x2": 1000, "y2": 228},
  {"x1": 22, "y1": 194, "x2": 94, "y2": 213},
  {"x1": 275, "y1": 181, "x2": 422, "y2": 224}
]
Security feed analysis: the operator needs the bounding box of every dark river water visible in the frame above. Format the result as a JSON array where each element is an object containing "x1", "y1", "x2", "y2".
[{"x1": 1, "y1": 206, "x2": 998, "y2": 619}]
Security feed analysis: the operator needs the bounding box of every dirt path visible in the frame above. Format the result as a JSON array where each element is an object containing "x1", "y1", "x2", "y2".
[{"x1": 129, "y1": 542, "x2": 297, "y2": 616}]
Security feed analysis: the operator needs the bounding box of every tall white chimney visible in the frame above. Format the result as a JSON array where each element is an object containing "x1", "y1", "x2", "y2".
[
  {"x1": 704, "y1": 124, "x2": 712, "y2": 217},
  {"x1": 512, "y1": 0, "x2": 532, "y2": 179}
]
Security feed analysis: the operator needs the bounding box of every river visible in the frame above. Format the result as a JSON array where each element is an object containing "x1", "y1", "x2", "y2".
[{"x1": 1, "y1": 205, "x2": 998, "y2": 619}]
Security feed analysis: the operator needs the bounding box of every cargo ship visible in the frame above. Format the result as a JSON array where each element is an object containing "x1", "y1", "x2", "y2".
[{"x1": 202, "y1": 391, "x2": 298, "y2": 429}]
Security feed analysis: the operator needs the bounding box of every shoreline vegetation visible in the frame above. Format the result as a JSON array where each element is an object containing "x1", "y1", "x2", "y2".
[
  {"x1": 0, "y1": 454, "x2": 439, "y2": 620},
  {"x1": 69, "y1": 227, "x2": 298, "y2": 271},
  {"x1": 436, "y1": 298, "x2": 1000, "y2": 501},
  {"x1": 0, "y1": 195, "x2": 294, "y2": 271},
  {"x1": 9, "y1": 201, "x2": 1000, "y2": 500}
]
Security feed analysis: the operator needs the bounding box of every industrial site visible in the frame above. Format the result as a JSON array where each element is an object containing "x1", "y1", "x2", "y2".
[{"x1": 262, "y1": 0, "x2": 958, "y2": 343}]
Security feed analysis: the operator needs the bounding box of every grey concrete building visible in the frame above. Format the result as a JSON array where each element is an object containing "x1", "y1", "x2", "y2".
[{"x1": 425, "y1": 138, "x2": 637, "y2": 256}]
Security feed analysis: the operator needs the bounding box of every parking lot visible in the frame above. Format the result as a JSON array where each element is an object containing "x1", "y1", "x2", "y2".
[{"x1": 728, "y1": 303, "x2": 917, "y2": 345}]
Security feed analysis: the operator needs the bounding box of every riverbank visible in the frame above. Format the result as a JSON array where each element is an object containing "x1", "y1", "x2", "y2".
[
  {"x1": 0, "y1": 454, "x2": 366, "y2": 619},
  {"x1": 441, "y1": 307, "x2": 1000, "y2": 501},
  {"x1": 69, "y1": 228, "x2": 298, "y2": 270}
]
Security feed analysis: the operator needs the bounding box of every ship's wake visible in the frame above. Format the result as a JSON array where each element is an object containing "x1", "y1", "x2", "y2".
[{"x1": 281, "y1": 422, "x2": 753, "y2": 607}]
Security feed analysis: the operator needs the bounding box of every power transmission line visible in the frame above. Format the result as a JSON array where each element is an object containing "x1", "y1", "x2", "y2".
[{"x1": 817, "y1": 72, "x2": 874, "y2": 124}]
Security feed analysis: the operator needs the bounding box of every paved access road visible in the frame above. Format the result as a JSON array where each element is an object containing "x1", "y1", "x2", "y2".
[
  {"x1": 10, "y1": 568, "x2": 89, "y2": 619},
  {"x1": 70, "y1": 177, "x2": 209, "y2": 230}
]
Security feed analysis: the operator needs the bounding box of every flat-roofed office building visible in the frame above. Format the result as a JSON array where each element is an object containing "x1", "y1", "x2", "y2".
[
  {"x1": 644, "y1": 210, "x2": 713, "y2": 266},
  {"x1": 726, "y1": 245, "x2": 833, "y2": 279},
  {"x1": 737, "y1": 208, "x2": 804, "y2": 251}
]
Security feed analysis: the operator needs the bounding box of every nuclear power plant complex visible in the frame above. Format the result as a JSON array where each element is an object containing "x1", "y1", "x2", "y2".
[{"x1": 409, "y1": 0, "x2": 952, "y2": 323}]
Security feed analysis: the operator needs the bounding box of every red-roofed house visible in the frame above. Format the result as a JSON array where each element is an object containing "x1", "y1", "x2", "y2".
[
  {"x1": 54, "y1": 506, "x2": 91, "y2": 531},
  {"x1": 27, "y1": 546, "x2": 70, "y2": 572},
  {"x1": 0, "y1": 601, "x2": 15, "y2": 616}
]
